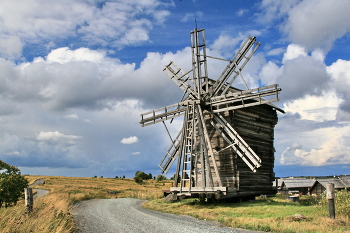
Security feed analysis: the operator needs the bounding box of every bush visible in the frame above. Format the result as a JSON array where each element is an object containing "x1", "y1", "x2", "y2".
[
  {"x1": 156, "y1": 175, "x2": 166, "y2": 182},
  {"x1": 135, "y1": 171, "x2": 152, "y2": 180},
  {"x1": 318, "y1": 189, "x2": 350, "y2": 218},
  {"x1": 0, "y1": 160, "x2": 29, "y2": 207},
  {"x1": 134, "y1": 176, "x2": 143, "y2": 184}
]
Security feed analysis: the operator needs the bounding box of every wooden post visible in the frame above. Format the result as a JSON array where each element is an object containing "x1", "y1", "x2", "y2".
[
  {"x1": 24, "y1": 188, "x2": 33, "y2": 214},
  {"x1": 326, "y1": 183, "x2": 335, "y2": 219}
]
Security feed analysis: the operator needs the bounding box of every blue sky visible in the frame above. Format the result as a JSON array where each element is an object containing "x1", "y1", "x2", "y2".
[{"x1": 1, "y1": 0, "x2": 350, "y2": 178}]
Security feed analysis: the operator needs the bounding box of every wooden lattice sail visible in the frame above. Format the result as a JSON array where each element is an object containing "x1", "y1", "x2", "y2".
[{"x1": 140, "y1": 28, "x2": 283, "y2": 200}]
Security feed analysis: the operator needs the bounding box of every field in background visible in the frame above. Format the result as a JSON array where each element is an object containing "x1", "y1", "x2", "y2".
[
  {"x1": 0, "y1": 175, "x2": 349, "y2": 233},
  {"x1": 0, "y1": 175, "x2": 171, "y2": 233}
]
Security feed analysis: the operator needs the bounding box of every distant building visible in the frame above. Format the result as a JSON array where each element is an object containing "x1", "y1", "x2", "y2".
[
  {"x1": 309, "y1": 176, "x2": 350, "y2": 195},
  {"x1": 278, "y1": 178, "x2": 316, "y2": 195}
]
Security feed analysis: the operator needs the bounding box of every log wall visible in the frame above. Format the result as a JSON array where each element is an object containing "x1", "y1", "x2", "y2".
[{"x1": 205, "y1": 103, "x2": 278, "y2": 196}]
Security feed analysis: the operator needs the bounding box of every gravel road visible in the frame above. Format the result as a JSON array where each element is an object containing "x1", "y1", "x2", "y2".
[
  {"x1": 29, "y1": 178, "x2": 49, "y2": 200},
  {"x1": 71, "y1": 198, "x2": 262, "y2": 233},
  {"x1": 33, "y1": 189, "x2": 49, "y2": 200}
]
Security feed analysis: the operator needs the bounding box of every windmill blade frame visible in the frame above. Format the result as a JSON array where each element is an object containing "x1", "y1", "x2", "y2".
[{"x1": 140, "y1": 28, "x2": 283, "y2": 201}]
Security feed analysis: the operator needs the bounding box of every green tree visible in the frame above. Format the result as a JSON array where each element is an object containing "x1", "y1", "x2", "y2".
[
  {"x1": 0, "y1": 160, "x2": 28, "y2": 208},
  {"x1": 135, "y1": 171, "x2": 151, "y2": 180},
  {"x1": 133, "y1": 176, "x2": 143, "y2": 184},
  {"x1": 156, "y1": 175, "x2": 166, "y2": 182}
]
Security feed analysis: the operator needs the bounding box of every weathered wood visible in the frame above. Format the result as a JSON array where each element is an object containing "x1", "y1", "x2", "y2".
[
  {"x1": 327, "y1": 183, "x2": 335, "y2": 219},
  {"x1": 140, "y1": 28, "x2": 281, "y2": 199},
  {"x1": 24, "y1": 188, "x2": 33, "y2": 213}
]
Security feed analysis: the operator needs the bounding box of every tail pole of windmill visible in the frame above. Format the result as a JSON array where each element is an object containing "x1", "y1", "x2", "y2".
[{"x1": 140, "y1": 28, "x2": 284, "y2": 200}]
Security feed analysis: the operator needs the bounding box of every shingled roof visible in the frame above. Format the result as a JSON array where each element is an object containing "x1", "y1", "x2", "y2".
[{"x1": 281, "y1": 178, "x2": 316, "y2": 189}]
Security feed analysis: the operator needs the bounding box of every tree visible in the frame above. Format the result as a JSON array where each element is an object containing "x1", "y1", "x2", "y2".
[
  {"x1": 156, "y1": 175, "x2": 166, "y2": 182},
  {"x1": 133, "y1": 176, "x2": 143, "y2": 184},
  {"x1": 0, "y1": 160, "x2": 28, "y2": 208},
  {"x1": 135, "y1": 171, "x2": 151, "y2": 180}
]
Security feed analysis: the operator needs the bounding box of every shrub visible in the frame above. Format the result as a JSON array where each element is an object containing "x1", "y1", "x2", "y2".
[
  {"x1": 318, "y1": 189, "x2": 350, "y2": 218},
  {"x1": 134, "y1": 176, "x2": 143, "y2": 184},
  {"x1": 156, "y1": 175, "x2": 166, "y2": 182},
  {"x1": 0, "y1": 160, "x2": 29, "y2": 207},
  {"x1": 135, "y1": 171, "x2": 152, "y2": 180}
]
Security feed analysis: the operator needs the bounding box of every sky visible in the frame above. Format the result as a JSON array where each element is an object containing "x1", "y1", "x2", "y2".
[{"x1": 1, "y1": 0, "x2": 350, "y2": 178}]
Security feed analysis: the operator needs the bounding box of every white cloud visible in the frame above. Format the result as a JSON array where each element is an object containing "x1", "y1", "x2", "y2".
[
  {"x1": 37, "y1": 131, "x2": 81, "y2": 142},
  {"x1": 181, "y1": 11, "x2": 203, "y2": 22},
  {"x1": 266, "y1": 47, "x2": 285, "y2": 56},
  {"x1": 132, "y1": 152, "x2": 140, "y2": 155},
  {"x1": 120, "y1": 136, "x2": 139, "y2": 144},
  {"x1": 210, "y1": 33, "x2": 262, "y2": 59},
  {"x1": 283, "y1": 92, "x2": 342, "y2": 122},
  {"x1": 46, "y1": 47, "x2": 108, "y2": 64},
  {"x1": 283, "y1": 0, "x2": 350, "y2": 51},
  {"x1": 0, "y1": 35, "x2": 23, "y2": 59},
  {"x1": 236, "y1": 9, "x2": 248, "y2": 17},
  {"x1": 282, "y1": 44, "x2": 307, "y2": 63},
  {"x1": 260, "y1": 0, "x2": 350, "y2": 51},
  {"x1": 64, "y1": 114, "x2": 79, "y2": 120},
  {"x1": 0, "y1": 0, "x2": 171, "y2": 58},
  {"x1": 280, "y1": 133, "x2": 350, "y2": 166}
]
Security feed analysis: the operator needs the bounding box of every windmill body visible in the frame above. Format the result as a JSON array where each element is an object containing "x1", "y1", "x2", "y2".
[{"x1": 140, "y1": 28, "x2": 283, "y2": 200}]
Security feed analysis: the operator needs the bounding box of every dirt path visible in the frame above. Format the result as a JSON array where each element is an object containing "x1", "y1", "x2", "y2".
[
  {"x1": 29, "y1": 178, "x2": 49, "y2": 200},
  {"x1": 71, "y1": 198, "x2": 262, "y2": 233}
]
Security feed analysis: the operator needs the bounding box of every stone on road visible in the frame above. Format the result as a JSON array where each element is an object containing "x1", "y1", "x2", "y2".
[{"x1": 71, "y1": 198, "x2": 262, "y2": 233}]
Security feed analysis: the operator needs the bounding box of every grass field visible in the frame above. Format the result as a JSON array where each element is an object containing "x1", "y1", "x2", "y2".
[
  {"x1": 0, "y1": 175, "x2": 349, "y2": 233},
  {"x1": 144, "y1": 195, "x2": 350, "y2": 233}
]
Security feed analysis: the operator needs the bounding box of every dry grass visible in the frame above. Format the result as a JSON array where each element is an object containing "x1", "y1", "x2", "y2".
[{"x1": 0, "y1": 175, "x2": 171, "y2": 233}]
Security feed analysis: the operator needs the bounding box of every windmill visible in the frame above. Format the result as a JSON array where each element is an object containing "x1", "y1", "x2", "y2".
[{"x1": 140, "y1": 28, "x2": 283, "y2": 200}]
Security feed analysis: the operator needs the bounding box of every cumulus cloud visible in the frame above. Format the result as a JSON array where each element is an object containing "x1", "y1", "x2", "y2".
[
  {"x1": 0, "y1": 132, "x2": 85, "y2": 168},
  {"x1": 327, "y1": 59, "x2": 350, "y2": 118},
  {"x1": 0, "y1": 46, "x2": 191, "y2": 112},
  {"x1": 280, "y1": 135, "x2": 350, "y2": 166},
  {"x1": 120, "y1": 136, "x2": 139, "y2": 144},
  {"x1": 259, "y1": 0, "x2": 350, "y2": 51},
  {"x1": 0, "y1": 0, "x2": 171, "y2": 59},
  {"x1": 0, "y1": 35, "x2": 23, "y2": 59}
]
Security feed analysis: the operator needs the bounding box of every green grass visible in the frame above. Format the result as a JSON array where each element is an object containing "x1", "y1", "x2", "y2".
[{"x1": 143, "y1": 194, "x2": 350, "y2": 233}]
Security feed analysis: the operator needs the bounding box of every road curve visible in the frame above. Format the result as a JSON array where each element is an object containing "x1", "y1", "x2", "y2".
[{"x1": 71, "y1": 198, "x2": 262, "y2": 233}]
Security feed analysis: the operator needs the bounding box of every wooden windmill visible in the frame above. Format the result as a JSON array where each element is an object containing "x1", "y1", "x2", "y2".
[{"x1": 140, "y1": 28, "x2": 284, "y2": 200}]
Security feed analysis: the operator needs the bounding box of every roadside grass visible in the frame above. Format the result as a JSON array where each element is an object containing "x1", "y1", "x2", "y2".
[
  {"x1": 1, "y1": 175, "x2": 349, "y2": 233},
  {"x1": 0, "y1": 175, "x2": 169, "y2": 233},
  {"x1": 143, "y1": 194, "x2": 350, "y2": 233}
]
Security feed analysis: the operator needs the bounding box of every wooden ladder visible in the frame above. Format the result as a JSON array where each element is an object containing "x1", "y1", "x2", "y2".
[{"x1": 180, "y1": 102, "x2": 195, "y2": 193}]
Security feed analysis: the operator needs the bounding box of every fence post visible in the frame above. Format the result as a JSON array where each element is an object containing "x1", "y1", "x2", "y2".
[
  {"x1": 326, "y1": 183, "x2": 335, "y2": 219},
  {"x1": 24, "y1": 188, "x2": 33, "y2": 214}
]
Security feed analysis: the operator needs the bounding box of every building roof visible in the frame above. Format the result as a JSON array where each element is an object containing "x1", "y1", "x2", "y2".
[
  {"x1": 316, "y1": 178, "x2": 348, "y2": 189},
  {"x1": 273, "y1": 179, "x2": 283, "y2": 188},
  {"x1": 281, "y1": 178, "x2": 316, "y2": 189},
  {"x1": 339, "y1": 176, "x2": 350, "y2": 187}
]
